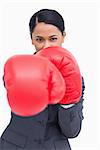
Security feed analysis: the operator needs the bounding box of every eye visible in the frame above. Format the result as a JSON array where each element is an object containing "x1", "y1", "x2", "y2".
[
  {"x1": 50, "y1": 37, "x2": 58, "y2": 42},
  {"x1": 35, "y1": 37, "x2": 44, "y2": 43}
]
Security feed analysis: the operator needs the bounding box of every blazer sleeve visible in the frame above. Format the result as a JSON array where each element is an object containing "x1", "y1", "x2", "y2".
[{"x1": 58, "y1": 77, "x2": 85, "y2": 138}]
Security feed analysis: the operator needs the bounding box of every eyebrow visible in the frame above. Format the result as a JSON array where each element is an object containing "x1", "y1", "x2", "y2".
[
  {"x1": 49, "y1": 35, "x2": 58, "y2": 37},
  {"x1": 35, "y1": 35, "x2": 58, "y2": 38}
]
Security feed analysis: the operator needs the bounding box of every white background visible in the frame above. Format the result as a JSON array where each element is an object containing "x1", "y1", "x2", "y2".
[{"x1": 0, "y1": 0, "x2": 100, "y2": 150}]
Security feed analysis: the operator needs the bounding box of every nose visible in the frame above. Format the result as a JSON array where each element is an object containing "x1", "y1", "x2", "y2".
[{"x1": 43, "y1": 41, "x2": 51, "y2": 49}]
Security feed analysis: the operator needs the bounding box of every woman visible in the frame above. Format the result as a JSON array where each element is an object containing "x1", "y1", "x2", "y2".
[{"x1": 0, "y1": 9, "x2": 85, "y2": 150}]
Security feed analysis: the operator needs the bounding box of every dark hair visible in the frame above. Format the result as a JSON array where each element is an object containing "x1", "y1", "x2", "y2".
[{"x1": 29, "y1": 9, "x2": 65, "y2": 39}]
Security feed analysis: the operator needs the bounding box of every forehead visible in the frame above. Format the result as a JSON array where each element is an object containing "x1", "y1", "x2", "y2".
[{"x1": 32, "y1": 22, "x2": 61, "y2": 36}]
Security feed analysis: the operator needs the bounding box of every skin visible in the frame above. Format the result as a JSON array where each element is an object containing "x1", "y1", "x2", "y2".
[{"x1": 31, "y1": 22, "x2": 66, "y2": 52}]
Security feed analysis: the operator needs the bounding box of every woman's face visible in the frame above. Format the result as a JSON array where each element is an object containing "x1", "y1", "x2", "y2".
[{"x1": 32, "y1": 22, "x2": 66, "y2": 52}]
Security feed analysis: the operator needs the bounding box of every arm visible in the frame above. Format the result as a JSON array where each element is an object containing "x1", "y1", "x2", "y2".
[{"x1": 58, "y1": 77, "x2": 85, "y2": 138}]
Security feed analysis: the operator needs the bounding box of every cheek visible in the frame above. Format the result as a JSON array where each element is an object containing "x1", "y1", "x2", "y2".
[
  {"x1": 54, "y1": 39, "x2": 64, "y2": 46},
  {"x1": 32, "y1": 41, "x2": 44, "y2": 51}
]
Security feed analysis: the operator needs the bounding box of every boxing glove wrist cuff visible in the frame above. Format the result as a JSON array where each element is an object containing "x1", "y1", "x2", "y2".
[{"x1": 60, "y1": 104, "x2": 75, "y2": 109}]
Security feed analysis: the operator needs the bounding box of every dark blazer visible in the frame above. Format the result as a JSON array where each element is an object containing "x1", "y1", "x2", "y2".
[{"x1": 0, "y1": 77, "x2": 85, "y2": 150}]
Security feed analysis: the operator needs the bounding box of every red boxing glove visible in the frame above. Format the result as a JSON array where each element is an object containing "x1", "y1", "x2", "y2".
[
  {"x1": 4, "y1": 55, "x2": 66, "y2": 116},
  {"x1": 36, "y1": 46, "x2": 82, "y2": 105}
]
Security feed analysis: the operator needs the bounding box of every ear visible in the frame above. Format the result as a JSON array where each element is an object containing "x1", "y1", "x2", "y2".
[
  {"x1": 31, "y1": 33, "x2": 35, "y2": 45},
  {"x1": 62, "y1": 32, "x2": 66, "y2": 43},
  {"x1": 32, "y1": 40, "x2": 35, "y2": 45},
  {"x1": 63, "y1": 31, "x2": 66, "y2": 38}
]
